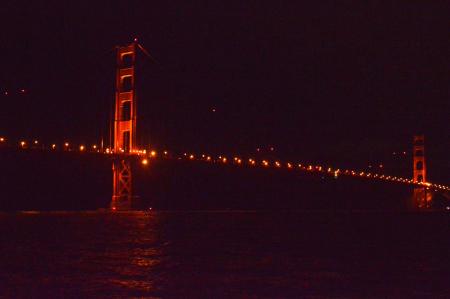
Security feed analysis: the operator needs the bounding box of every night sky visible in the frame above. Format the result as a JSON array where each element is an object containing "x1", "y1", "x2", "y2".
[{"x1": 1, "y1": 2, "x2": 449, "y2": 177}]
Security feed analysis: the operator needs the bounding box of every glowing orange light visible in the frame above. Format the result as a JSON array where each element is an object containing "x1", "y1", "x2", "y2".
[
  {"x1": 141, "y1": 158, "x2": 149, "y2": 165},
  {"x1": 189, "y1": 154, "x2": 194, "y2": 160},
  {"x1": 20, "y1": 141, "x2": 26, "y2": 147},
  {"x1": 262, "y1": 160, "x2": 269, "y2": 167},
  {"x1": 150, "y1": 150, "x2": 157, "y2": 157},
  {"x1": 0, "y1": 137, "x2": 4, "y2": 142},
  {"x1": 287, "y1": 163, "x2": 292, "y2": 169},
  {"x1": 206, "y1": 156, "x2": 211, "y2": 161},
  {"x1": 33, "y1": 140, "x2": 38, "y2": 145},
  {"x1": 92, "y1": 145, "x2": 97, "y2": 149},
  {"x1": 237, "y1": 159, "x2": 242, "y2": 164},
  {"x1": 222, "y1": 157, "x2": 227, "y2": 163},
  {"x1": 79, "y1": 145, "x2": 85, "y2": 151},
  {"x1": 64, "y1": 142, "x2": 69, "y2": 147},
  {"x1": 163, "y1": 151, "x2": 168, "y2": 155},
  {"x1": 275, "y1": 161, "x2": 281, "y2": 167},
  {"x1": 51, "y1": 144, "x2": 56, "y2": 149}
]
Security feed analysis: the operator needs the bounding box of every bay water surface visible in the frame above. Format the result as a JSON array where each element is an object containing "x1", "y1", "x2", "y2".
[{"x1": 0, "y1": 210, "x2": 449, "y2": 298}]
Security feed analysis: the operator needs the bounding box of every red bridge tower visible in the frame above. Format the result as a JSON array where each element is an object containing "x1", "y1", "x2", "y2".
[
  {"x1": 112, "y1": 41, "x2": 137, "y2": 208},
  {"x1": 114, "y1": 42, "x2": 137, "y2": 153},
  {"x1": 412, "y1": 135, "x2": 430, "y2": 208}
]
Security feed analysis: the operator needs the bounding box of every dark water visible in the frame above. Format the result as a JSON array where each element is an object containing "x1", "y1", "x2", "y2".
[{"x1": 0, "y1": 211, "x2": 449, "y2": 298}]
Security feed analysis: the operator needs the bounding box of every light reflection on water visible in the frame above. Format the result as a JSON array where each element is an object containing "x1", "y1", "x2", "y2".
[{"x1": 0, "y1": 211, "x2": 449, "y2": 297}]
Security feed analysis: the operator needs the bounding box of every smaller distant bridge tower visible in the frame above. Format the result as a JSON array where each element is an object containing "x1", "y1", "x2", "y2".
[
  {"x1": 413, "y1": 135, "x2": 426, "y2": 184},
  {"x1": 412, "y1": 135, "x2": 430, "y2": 208}
]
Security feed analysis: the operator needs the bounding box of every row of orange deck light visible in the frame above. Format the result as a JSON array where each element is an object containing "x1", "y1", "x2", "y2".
[
  {"x1": 0, "y1": 138, "x2": 101, "y2": 153},
  {"x1": 137, "y1": 149, "x2": 449, "y2": 192},
  {"x1": 1, "y1": 136, "x2": 448, "y2": 192}
]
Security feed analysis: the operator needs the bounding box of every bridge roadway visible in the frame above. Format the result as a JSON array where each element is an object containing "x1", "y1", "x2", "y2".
[{"x1": 1, "y1": 138, "x2": 448, "y2": 193}]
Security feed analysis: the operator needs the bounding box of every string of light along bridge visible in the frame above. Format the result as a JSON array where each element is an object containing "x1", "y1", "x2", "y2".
[{"x1": 1, "y1": 136, "x2": 448, "y2": 193}]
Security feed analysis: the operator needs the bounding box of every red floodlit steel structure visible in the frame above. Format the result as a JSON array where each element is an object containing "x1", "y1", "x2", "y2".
[
  {"x1": 114, "y1": 42, "x2": 137, "y2": 153},
  {"x1": 112, "y1": 41, "x2": 137, "y2": 208},
  {"x1": 412, "y1": 135, "x2": 431, "y2": 208}
]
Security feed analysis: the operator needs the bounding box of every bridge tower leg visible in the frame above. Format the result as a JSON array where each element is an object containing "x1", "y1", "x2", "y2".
[
  {"x1": 412, "y1": 135, "x2": 430, "y2": 209},
  {"x1": 111, "y1": 42, "x2": 137, "y2": 209},
  {"x1": 112, "y1": 159, "x2": 132, "y2": 210}
]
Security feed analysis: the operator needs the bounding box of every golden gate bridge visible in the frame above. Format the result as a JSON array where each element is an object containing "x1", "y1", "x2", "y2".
[{"x1": 0, "y1": 40, "x2": 448, "y2": 210}]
